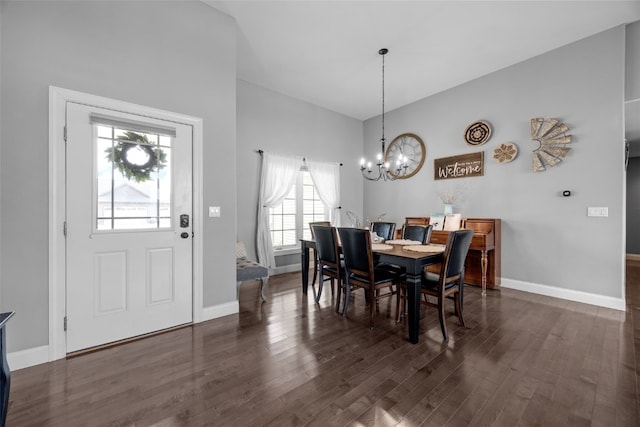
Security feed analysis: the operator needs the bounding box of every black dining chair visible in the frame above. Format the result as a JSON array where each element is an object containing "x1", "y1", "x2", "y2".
[
  {"x1": 337, "y1": 227, "x2": 401, "y2": 328},
  {"x1": 377, "y1": 224, "x2": 434, "y2": 285},
  {"x1": 397, "y1": 229, "x2": 473, "y2": 340},
  {"x1": 401, "y1": 224, "x2": 433, "y2": 244},
  {"x1": 309, "y1": 221, "x2": 332, "y2": 288},
  {"x1": 310, "y1": 225, "x2": 342, "y2": 306},
  {"x1": 370, "y1": 222, "x2": 396, "y2": 241}
]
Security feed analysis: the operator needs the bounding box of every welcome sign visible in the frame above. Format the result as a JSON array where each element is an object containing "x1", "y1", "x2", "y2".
[{"x1": 434, "y1": 152, "x2": 484, "y2": 180}]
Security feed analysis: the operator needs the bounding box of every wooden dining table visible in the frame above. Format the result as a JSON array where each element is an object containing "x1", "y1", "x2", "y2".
[{"x1": 300, "y1": 239, "x2": 443, "y2": 344}]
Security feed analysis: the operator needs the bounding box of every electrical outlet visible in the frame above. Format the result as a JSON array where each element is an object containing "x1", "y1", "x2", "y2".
[
  {"x1": 587, "y1": 207, "x2": 608, "y2": 217},
  {"x1": 208, "y1": 206, "x2": 221, "y2": 217}
]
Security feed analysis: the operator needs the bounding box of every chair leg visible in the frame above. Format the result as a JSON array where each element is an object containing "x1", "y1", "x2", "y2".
[
  {"x1": 395, "y1": 285, "x2": 401, "y2": 322},
  {"x1": 311, "y1": 252, "x2": 319, "y2": 286},
  {"x1": 403, "y1": 290, "x2": 408, "y2": 321},
  {"x1": 454, "y1": 291, "x2": 465, "y2": 327},
  {"x1": 335, "y1": 279, "x2": 343, "y2": 313},
  {"x1": 396, "y1": 283, "x2": 408, "y2": 322},
  {"x1": 315, "y1": 269, "x2": 324, "y2": 303},
  {"x1": 259, "y1": 277, "x2": 269, "y2": 302},
  {"x1": 369, "y1": 287, "x2": 375, "y2": 329},
  {"x1": 342, "y1": 277, "x2": 351, "y2": 316},
  {"x1": 438, "y1": 293, "x2": 448, "y2": 341}
]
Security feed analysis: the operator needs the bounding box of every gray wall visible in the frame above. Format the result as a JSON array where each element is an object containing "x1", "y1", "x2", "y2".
[
  {"x1": 626, "y1": 21, "x2": 640, "y2": 253},
  {"x1": 627, "y1": 158, "x2": 640, "y2": 254},
  {"x1": 236, "y1": 80, "x2": 363, "y2": 263},
  {"x1": 1, "y1": 1, "x2": 237, "y2": 352},
  {"x1": 363, "y1": 26, "x2": 626, "y2": 298},
  {"x1": 626, "y1": 20, "x2": 640, "y2": 102}
]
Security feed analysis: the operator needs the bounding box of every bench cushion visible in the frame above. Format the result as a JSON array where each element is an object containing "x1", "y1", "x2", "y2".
[{"x1": 236, "y1": 257, "x2": 268, "y2": 282}]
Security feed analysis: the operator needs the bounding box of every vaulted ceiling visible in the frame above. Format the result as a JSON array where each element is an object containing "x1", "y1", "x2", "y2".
[{"x1": 207, "y1": 1, "x2": 640, "y2": 120}]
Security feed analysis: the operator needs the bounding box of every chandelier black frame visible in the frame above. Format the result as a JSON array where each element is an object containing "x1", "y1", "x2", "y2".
[{"x1": 360, "y1": 48, "x2": 409, "y2": 181}]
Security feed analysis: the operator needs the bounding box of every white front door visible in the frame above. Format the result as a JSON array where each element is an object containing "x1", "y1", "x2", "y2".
[{"x1": 65, "y1": 102, "x2": 193, "y2": 353}]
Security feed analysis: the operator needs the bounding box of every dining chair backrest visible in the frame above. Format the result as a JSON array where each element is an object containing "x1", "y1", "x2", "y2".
[
  {"x1": 337, "y1": 228, "x2": 373, "y2": 280},
  {"x1": 309, "y1": 221, "x2": 331, "y2": 239},
  {"x1": 370, "y1": 222, "x2": 396, "y2": 241},
  {"x1": 312, "y1": 225, "x2": 339, "y2": 266},
  {"x1": 441, "y1": 229, "x2": 474, "y2": 284},
  {"x1": 402, "y1": 224, "x2": 433, "y2": 244}
]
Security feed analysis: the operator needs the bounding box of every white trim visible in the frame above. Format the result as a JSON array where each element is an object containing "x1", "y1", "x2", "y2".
[
  {"x1": 8, "y1": 345, "x2": 50, "y2": 371},
  {"x1": 191, "y1": 114, "x2": 204, "y2": 323},
  {"x1": 501, "y1": 278, "x2": 626, "y2": 311},
  {"x1": 272, "y1": 264, "x2": 301, "y2": 275},
  {"x1": 49, "y1": 86, "x2": 204, "y2": 361},
  {"x1": 273, "y1": 247, "x2": 300, "y2": 257},
  {"x1": 202, "y1": 301, "x2": 239, "y2": 322},
  {"x1": 626, "y1": 253, "x2": 640, "y2": 261}
]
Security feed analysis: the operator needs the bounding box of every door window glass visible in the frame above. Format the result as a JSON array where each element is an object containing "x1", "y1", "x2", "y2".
[{"x1": 96, "y1": 125, "x2": 172, "y2": 230}]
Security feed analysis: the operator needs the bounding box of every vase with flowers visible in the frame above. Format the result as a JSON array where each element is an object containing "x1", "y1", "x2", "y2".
[{"x1": 437, "y1": 183, "x2": 466, "y2": 215}]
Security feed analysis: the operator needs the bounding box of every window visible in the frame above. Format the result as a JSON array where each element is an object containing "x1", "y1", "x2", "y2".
[
  {"x1": 269, "y1": 185, "x2": 297, "y2": 248},
  {"x1": 269, "y1": 170, "x2": 327, "y2": 249},
  {"x1": 95, "y1": 124, "x2": 172, "y2": 231}
]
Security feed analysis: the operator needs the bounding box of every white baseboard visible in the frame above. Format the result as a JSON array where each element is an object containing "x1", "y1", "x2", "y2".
[
  {"x1": 501, "y1": 278, "x2": 626, "y2": 311},
  {"x1": 8, "y1": 345, "x2": 50, "y2": 371},
  {"x1": 9, "y1": 303, "x2": 238, "y2": 372},
  {"x1": 7, "y1": 303, "x2": 239, "y2": 372},
  {"x1": 272, "y1": 264, "x2": 301, "y2": 275},
  {"x1": 626, "y1": 253, "x2": 640, "y2": 261},
  {"x1": 201, "y1": 301, "x2": 239, "y2": 322},
  {"x1": 10, "y1": 279, "x2": 623, "y2": 372}
]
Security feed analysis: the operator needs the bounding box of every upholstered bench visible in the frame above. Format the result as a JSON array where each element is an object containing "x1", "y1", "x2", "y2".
[{"x1": 236, "y1": 242, "x2": 269, "y2": 301}]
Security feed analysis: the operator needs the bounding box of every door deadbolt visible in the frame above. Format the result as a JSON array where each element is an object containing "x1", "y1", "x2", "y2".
[{"x1": 180, "y1": 214, "x2": 189, "y2": 228}]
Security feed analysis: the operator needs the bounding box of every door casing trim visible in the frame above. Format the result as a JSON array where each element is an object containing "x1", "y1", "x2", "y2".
[{"x1": 48, "y1": 86, "x2": 204, "y2": 361}]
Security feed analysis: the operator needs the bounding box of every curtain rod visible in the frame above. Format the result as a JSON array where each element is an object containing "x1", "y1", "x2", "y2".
[{"x1": 256, "y1": 149, "x2": 343, "y2": 166}]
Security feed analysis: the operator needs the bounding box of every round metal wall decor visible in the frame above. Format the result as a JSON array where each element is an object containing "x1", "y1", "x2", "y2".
[
  {"x1": 530, "y1": 118, "x2": 572, "y2": 172},
  {"x1": 464, "y1": 120, "x2": 492, "y2": 146}
]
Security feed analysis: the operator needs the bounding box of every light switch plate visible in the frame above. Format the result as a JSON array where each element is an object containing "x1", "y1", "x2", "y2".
[
  {"x1": 587, "y1": 207, "x2": 608, "y2": 217},
  {"x1": 208, "y1": 206, "x2": 221, "y2": 217}
]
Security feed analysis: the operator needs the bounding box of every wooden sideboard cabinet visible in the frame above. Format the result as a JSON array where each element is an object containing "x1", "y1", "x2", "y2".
[{"x1": 402, "y1": 216, "x2": 501, "y2": 290}]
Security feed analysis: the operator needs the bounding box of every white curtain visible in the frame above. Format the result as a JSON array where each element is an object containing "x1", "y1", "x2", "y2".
[
  {"x1": 306, "y1": 159, "x2": 341, "y2": 226},
  {"x1": 257, "y1": 152, "x2": 303, "y2": 269}
]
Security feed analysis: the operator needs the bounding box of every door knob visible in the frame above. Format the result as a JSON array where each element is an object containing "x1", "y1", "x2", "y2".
[{"x1": 181, "y1": 232, "x2": 189, "y2": 239}]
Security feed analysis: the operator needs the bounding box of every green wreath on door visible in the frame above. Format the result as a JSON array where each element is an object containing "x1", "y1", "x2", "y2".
[{"x1": 105, "y1": 131, "x2": 167, "y2": 183}]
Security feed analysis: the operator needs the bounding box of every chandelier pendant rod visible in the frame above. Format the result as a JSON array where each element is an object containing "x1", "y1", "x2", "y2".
[
  {"x1": 380, "y1": 47, "x2": 386, "y2": 156},
  {"x1": 361, "y1": 47, "x2": 402, "y2": 182}
]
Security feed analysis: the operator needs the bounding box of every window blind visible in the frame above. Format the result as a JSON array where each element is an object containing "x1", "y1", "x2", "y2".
[{"x1": 89, "y1": 113, "x2": 176, "y2": 137}]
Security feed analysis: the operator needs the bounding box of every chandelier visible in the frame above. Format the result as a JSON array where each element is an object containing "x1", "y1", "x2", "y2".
[{"x1": 360, "y1": 48, "x2": 409, "y2": 181}]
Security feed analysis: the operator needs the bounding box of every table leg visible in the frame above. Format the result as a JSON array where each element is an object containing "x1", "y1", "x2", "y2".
[
  {"x1": 407, "y1": 274, "x2": 421, "y2": 344},
  {"x1": 301, "y1": 242, "x2": 310, "y2": 295},
  {"x1": 481, "y1": 249, "x2": 488, "y2": 296}
]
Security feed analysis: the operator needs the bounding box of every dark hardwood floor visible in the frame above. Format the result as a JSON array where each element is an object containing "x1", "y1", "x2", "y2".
[{"x1": 7, "y1": 263, "x2": 640, "y2": 426}]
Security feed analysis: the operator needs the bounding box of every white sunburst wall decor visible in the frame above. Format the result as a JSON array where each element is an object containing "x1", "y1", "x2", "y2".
[{"x1": 530, "y1": 118, "x2": 572, "y2": 172}]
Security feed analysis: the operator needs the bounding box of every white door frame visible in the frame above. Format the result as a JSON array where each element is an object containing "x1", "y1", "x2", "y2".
[{"x1": 48, "y1": 86, "x2": 204, "y2": 361}]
